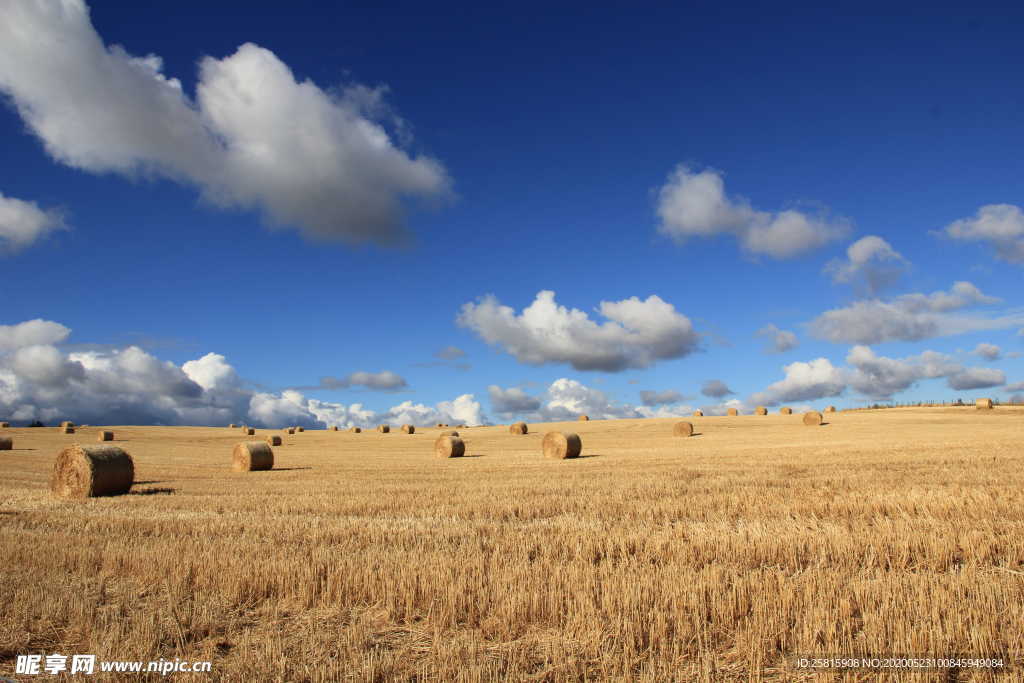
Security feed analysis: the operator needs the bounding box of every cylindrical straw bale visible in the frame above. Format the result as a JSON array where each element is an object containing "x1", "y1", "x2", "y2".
[
  {"x1": 509, "y1": 422, "x2": 528, "y2": 435},
  {"x1": 266, "y1": 435, "x2": 282, "y2": 446},
  {"x1": 244, "y1": 427, "x2": 255, "y2": 436},
  {"x1": 286, "y1": 428, "x2": 295, "y2": 434},
  {"x1": 542, "y1": 431, "x2": 582, "y2": 459},
  {"x1": 727, "y1": 408, "x2": 738, "y2": 416},
  {"x1": 0, "y1": 421, "x2": 10, "y2": 428},
  {"x1": 296, "y1": 426, "x2": 305, "y2": 432},
  {"x1": 692, "y1": 410, "x2": 703, "y2": 417},
  {"x1": 401, "y1": 424, "x2": 415, "y2": 434},
  {"x1": 577, "y1": 415, "x2": 590, "y2": 421},
  {"x1": 60, "y1": 421, "x2": 74, "y2": 428},
  {"x1": 349, "y1": 426, "x2": 362, "y2": 433},
  {"x1": 434, "y1": 435, "x2": 465, "y2": 458},
  {"x1": 803, "y1": 411, "x2": 823, "y2": 426},
  {"x1": 780, "y1": 407, "x2": 793, "y2": 415},
  {"x1": 50, "y1": 444, "x2": 134, "y2": 498},
  {"x1": 825, "y1": 406, "x2": 836, "y2": 413},
  {"x1": 0, "y1": 437, "x2": 11, "y2": 450},
  {"x1": 98, "y1": 430, "x2": 113, "y2": 442},
  {"x1": 329, "y1": 426, "x2": 339, "y2": 431},
  {"x1": 228, "y1": 423, "x2": 237, "y2": 428},
  {"x1": 377, "y1": 425, "x2": 390, "y2": 433},
  {"x1": 976, "y1": 398, "x2": 994, "y2": 410},
  {"x1": 62, "y1": 426, "x2": 75, "y2": 434},
  {"x1": 232, "y1": 441, "x2": 274, "y2": 472},
  {"x1": 673, "y1": 421, "x2": 694, "y2": 437},
  {"x1": 755, "y1": 406, "x2": 767, "y2": 415}
]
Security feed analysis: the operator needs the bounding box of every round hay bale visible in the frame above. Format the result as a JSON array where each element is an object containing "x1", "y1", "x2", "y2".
[
  {"x1": 348, "y1": 426, "x2": 362, "y2": 433},
  {"x1": 98, "y1": 430, "x2": 113, "y2": 442},
  {"x1": 825, "y1": 406, "x2": 836, "y2": 413},
  {"x1": 296, "y1": 426, "x2": 305, "y2": 433},
  {"x1": 377, "y1": 425, "x2": 390, "y2": 433},
  {"x1": 802, "y1": 411, "x2": 823, "y2": 426},
  {"x1": 401, "y1": 424, "x2": 415, "y2": 434},
  {"x1": 286, "y1": 427, "x2": 295, "y2": 435},
  {"x1": 0, "y1": 436, "x2": 11, "y2": 450},
  {"x1": 439, "y1": 430, "x2": 460, "y2": 437},
  {"x1": 976, "y1": 398, "x2": 994, "y2": 410},
  {"x1": 60, "y1": 421, "x2": 74, "y2": 428},
  {"x1": 673, "y1": 421, "x2": 694, "y2": 437},
  {"x1": 266, "y1": 435, "x2": 282, "y2": 446},
  {"x1": 435, "y1": 422, "x2": 446, "y2": 428},
  {"x1": 755, "y1": 406, "x2": 767, "y2": 415},
  {"x1": 0, "y1": 422, "x2": 9, "y2": 428},
  {"x1": 509, "y1": 422, "x2": 528, "y2": 435},
  {"x1": 434, "y1": 435, "x2": 465, "y2": 458},
  {"x1": 577, "y1": 415, "x2": 590, "y2": 421},
  {"x1": 62, "y1": 426, "x2": 75, "y2": 434},
  {"x1": 228, "y1": 423, "x2": 237, "y2": 428},
  {"x1": 329, "y1": 425, "x2": 339, "y2": 431},
  {"x1": 542, "y1": 431, "x2": 582, "y2": 459},
  {"x1": 50, "y1": 444, "x2": 134, "y2": 498},
  {"x1": 244, "y1": 427, "x2": 255, "y2": 436},
  {"x1": 780, "y1": 407, "x2": 793, "y2": 415},
  {"x1": 692, "y1": 410, "x2": 703, "y2": 417},
  {"x1": 727, "y1": 408, "x2": 738, "y2": 416},
  {"x1": 232, "y1": 441, "x2": 274, "y2": 472}
]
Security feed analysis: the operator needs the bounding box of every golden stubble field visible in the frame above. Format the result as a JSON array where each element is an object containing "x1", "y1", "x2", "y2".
[{"x1": 1, "y1": 408, "x2": 1023, "y2": 681}]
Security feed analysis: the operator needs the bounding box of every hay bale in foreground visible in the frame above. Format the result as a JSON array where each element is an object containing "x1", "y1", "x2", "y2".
[
  {"x1": 727, "y1": 408, "x2": 738, "y2": 416},
  {"x1": 377, "y1": 425, "x2": 390, "y2": 433},
  {"x1": 755, "y1": 406, "x2": 767, "y2": 415},
  {"x1": 232, "y1": 441, "x2": 274, "y2": 472},
  {"x1": 673, "y1": 421, "x2": 694, "y2": 437},
  {"x1": 976, "y1": 398, "x2": 994, "y2": 410},
  {"x1": 286, "y1": 427, "x2": 295, "y2": 435},
  {"x1": 266, "y1": 435, "x2": 282, "y2": 446},
  {"x1": 98, "y1": 430, "x2": 113, "y2": 442},
  {"x1": 578, "y1": 415, "x2": 590, "y2": 421},
  {"x1": 0, "y1": 437, "x2": 11, "y2": 450},
  {"x1": 62, "y1": 426, "x2": 75, "y2": 434},
  {"x1": 401, "y1": 424, "x2": 415, "y2": 434},
  {"x1": 780, "y1": 407, "x2": 793, "y2": 415},
  {"x1": 434, "y1": 435, "x2": 465, "y2": 458},
  {"x1": 509, "y1": 422, "x2": 528, "y2": 435},
  {"x1": 50, "y1": 444, "x2": 134, "y2": 498},
  {"x1": 543, "y1": 431, "x2": 582, "y2": 459},
  {"x1": 803, "y1": 411, "x2": 823, "y2": 426},
  {"x1": 348, "y1": 426, "x2": 361, "y2": 433},
  {"x1": 826, "y1": 406, "x2": 836, "y2": 413},
  {"x1": 439, "y1": 430, "x2": 460, "y2": 437}
]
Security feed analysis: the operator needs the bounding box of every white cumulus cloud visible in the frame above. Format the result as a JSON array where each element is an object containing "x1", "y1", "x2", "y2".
[
  {"x1": 655, "y1": 165, "x2": 849, "y2": 258},
  {"x1": 824, "y1": 235, "x2": 908, "y2": 294},
  {"x1": 941, "y1": 204, "x2": 1024, "y2": 264},
  {"x1": 0, "y1": 319, "x2": 71, "y2": 351},
  {"x1": 971, "y1": 343, "x2": 1002, "y2": 361},
  {"x1": 749, "y1": 358, "x2": 846, "y2": 406},
  {"x1": 947, "y1": 367, "x2": 1006, "y2": 391},
  {"x1": 0, "y1": 193, "x2": 65, "y2": 252}
]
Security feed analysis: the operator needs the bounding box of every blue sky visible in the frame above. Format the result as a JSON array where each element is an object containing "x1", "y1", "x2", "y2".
[{"x1": 1, "y1": 0, "x2": 1022, "y2": 426}]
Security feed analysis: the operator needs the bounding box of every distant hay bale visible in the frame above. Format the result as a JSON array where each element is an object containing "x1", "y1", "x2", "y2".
[
  {"x1": 228, "y1": 423, "x2": 237, "y2": 429},
  {"x1": 60, "y1": 421, "x2": 74, "y2": 428},
  {"x1": 61, "y1": 426, "x2": 75, "y2": 434},
  {"x1": 377, "y1": 425, "x2": 390, "y2": 433},
  {"x1": 286, "y1": 428, "x2": 295, "y2": 435},
  {"x1": 439, "y1": 430, "x2": 460, "y2": 437},
  {"x1": 976, "y1": 398, "x2": 994, "y2": 410},
  {"x1": 692, "y1": 410, "x2": 703, "y2": 417},
  {"x1": 348, "y1": 426, "x2": 362, "y2": 433},
  {"x1": 266, "y1": 435, "x2": 282, "y2": 446},
  {"x1": 509, "y1": 422, "x2": 528, "y2": 435},
  {"x1": 435, "y1": 422, "x2": 447, "y2": 428},
  {"x1": 0, "y1": 421, "x2": 10, "y2": 428},
  {"x1": 50, "y1": 444, "x2": 134, "y2": 498},
  {"x1": 244, "y1": 427, "x2": 255, "y2": 436},
  {"x1": 755, "y1": 406, "x2": 767, "y2": 415},
  {"x1": 434, "y1": 435, "x2": 465, "y2": 458},
  {"x1": 578, "y1": 415, "x2": 590, "y2": 421},
  {"x1": 727, "y1": 408, "x2": 738, "y2": 416},
  {"x1": 98, "y1": 430, "x2": 113, "y2": 442},
  {"x1": 457, "y1": 424, "x2": 467, "y2": 428},
  {"x1": 401, "y1": 424, "x2": 415, "y2": 434},
  {"x1": 0, "y1": 437, "x2": 11, "y2": 450},
  {"x1": 232, "y1": 441, "x2": 274, "y2": 472},
  {"x1": 296, "y1": 426, "x2": 305, "y2": 433},
  {"x1": 673, "y1": 421, "x2": 694, "y2": 437},
  {"x1": 329, "y1": 426, "x2": 338, "y2": 431},
  {"x1": 543, "y1": 431, "x2": 582, "y2": 459},
  {"x1": 802, "y1": 411, "x2": 823, "y2": 426},
  {"x1": 826, "y1": 406, "x2": 836, "y2": 413},
  {"x1": 780, "y1": 407, "x2": 793, "y2": 415}
]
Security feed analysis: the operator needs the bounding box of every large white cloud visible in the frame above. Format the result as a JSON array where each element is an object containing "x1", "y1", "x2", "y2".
[
  {"x1": 941, "y1": 204, "x2": 1024, "y2": 264},
  {"x1": 0, "y1": 192, "x2": 65, "y2": 252},
  {"x1": 824, "y1": 235, "x2": 908, "y2": 295},
  {"x1": 487, "y1": 378, "x2": 694, "y2": 421},
  {"x1": 749, "y1": 358, "x2": 846, "y2": 406},
  {"x1": 809, "y1": 281, "x2": 1021, "y2": 344},
  {"x1": 947, "y1": 367, "x2": 1006, "y2": 391},
  {"x1": 457, "y1": 290, "x2": 700, "y2": 371},
  {"x1": 844, "y1": 346, "x2": 960, "y2": 399},
  {"x1": 0, "y1": 1, "x2": 450, "y2": 245},
  {"x1": 655, "y1": 166, "x2": 849, "y2": 258},
  {"x1": 0, "y1": 319, "x2": 71, "y2": 352}
]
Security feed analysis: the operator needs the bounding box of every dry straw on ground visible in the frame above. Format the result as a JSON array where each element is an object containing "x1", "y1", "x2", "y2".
[
  {"x1": 401, "y1": 425, "x2": 415, "y2": 434},
  {"x1": 348, "y1": 427, "x2": 361, "y2": 433},
  {"x1": 377, "y1": 425, "x2": 390, "y2": 433},
  {"x1": 780, "y1": 407, "x2": 793, "y2": 415},
  {"x1": 61, "y1": 426, "x2": 75, "y2": 434},
  {"x1": 755, "y1": 406, "x2": 767, "y2": 415},
  {"x1": 98, "y1": 430, "x2": 113, "y2": 442},
  {"x1": 49, "y1": 444, "x2": 134, "y2": 499},
  {"x1": 509, "y1": 422, "x2": 528, "y2": 435},
  {"x1": 232, "y1": 441, "x2": 274, "y2": 472},
  {"x1": 692, "y1": 410, "x2": 703, "y2": 417},
  {"x1": 434, "y1": 435, "x2": 465, "y2": 458},
  {"x1": 977, "y1": 398, "x2": 994, "y2": 409},
  {"x1": 0, "y1": 436, "x2": 11, "y2": 450},
  {"x1": 803, "y1": 411, "x2": 823, "y2": 426},
  {"x1": 727, "y1": 408, "x2": 738, "y2": 416},
  {"x1": 578, "y1": 415, "x2": 590, "y2": 421},
  {"x1": 673, "y1": 422, "x2": 694, "y2": 437},
  {"x1": 542, "y1": 431, "x2": 582, "y2": 459},
  {"x1": 266, "y1": 435, "x2": 282, "y2": 447}
]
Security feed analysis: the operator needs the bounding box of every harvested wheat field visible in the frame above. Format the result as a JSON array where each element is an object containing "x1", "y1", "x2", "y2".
[{"x1": 1, "y1": 409, "x2": 1023, "y2": 680}]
